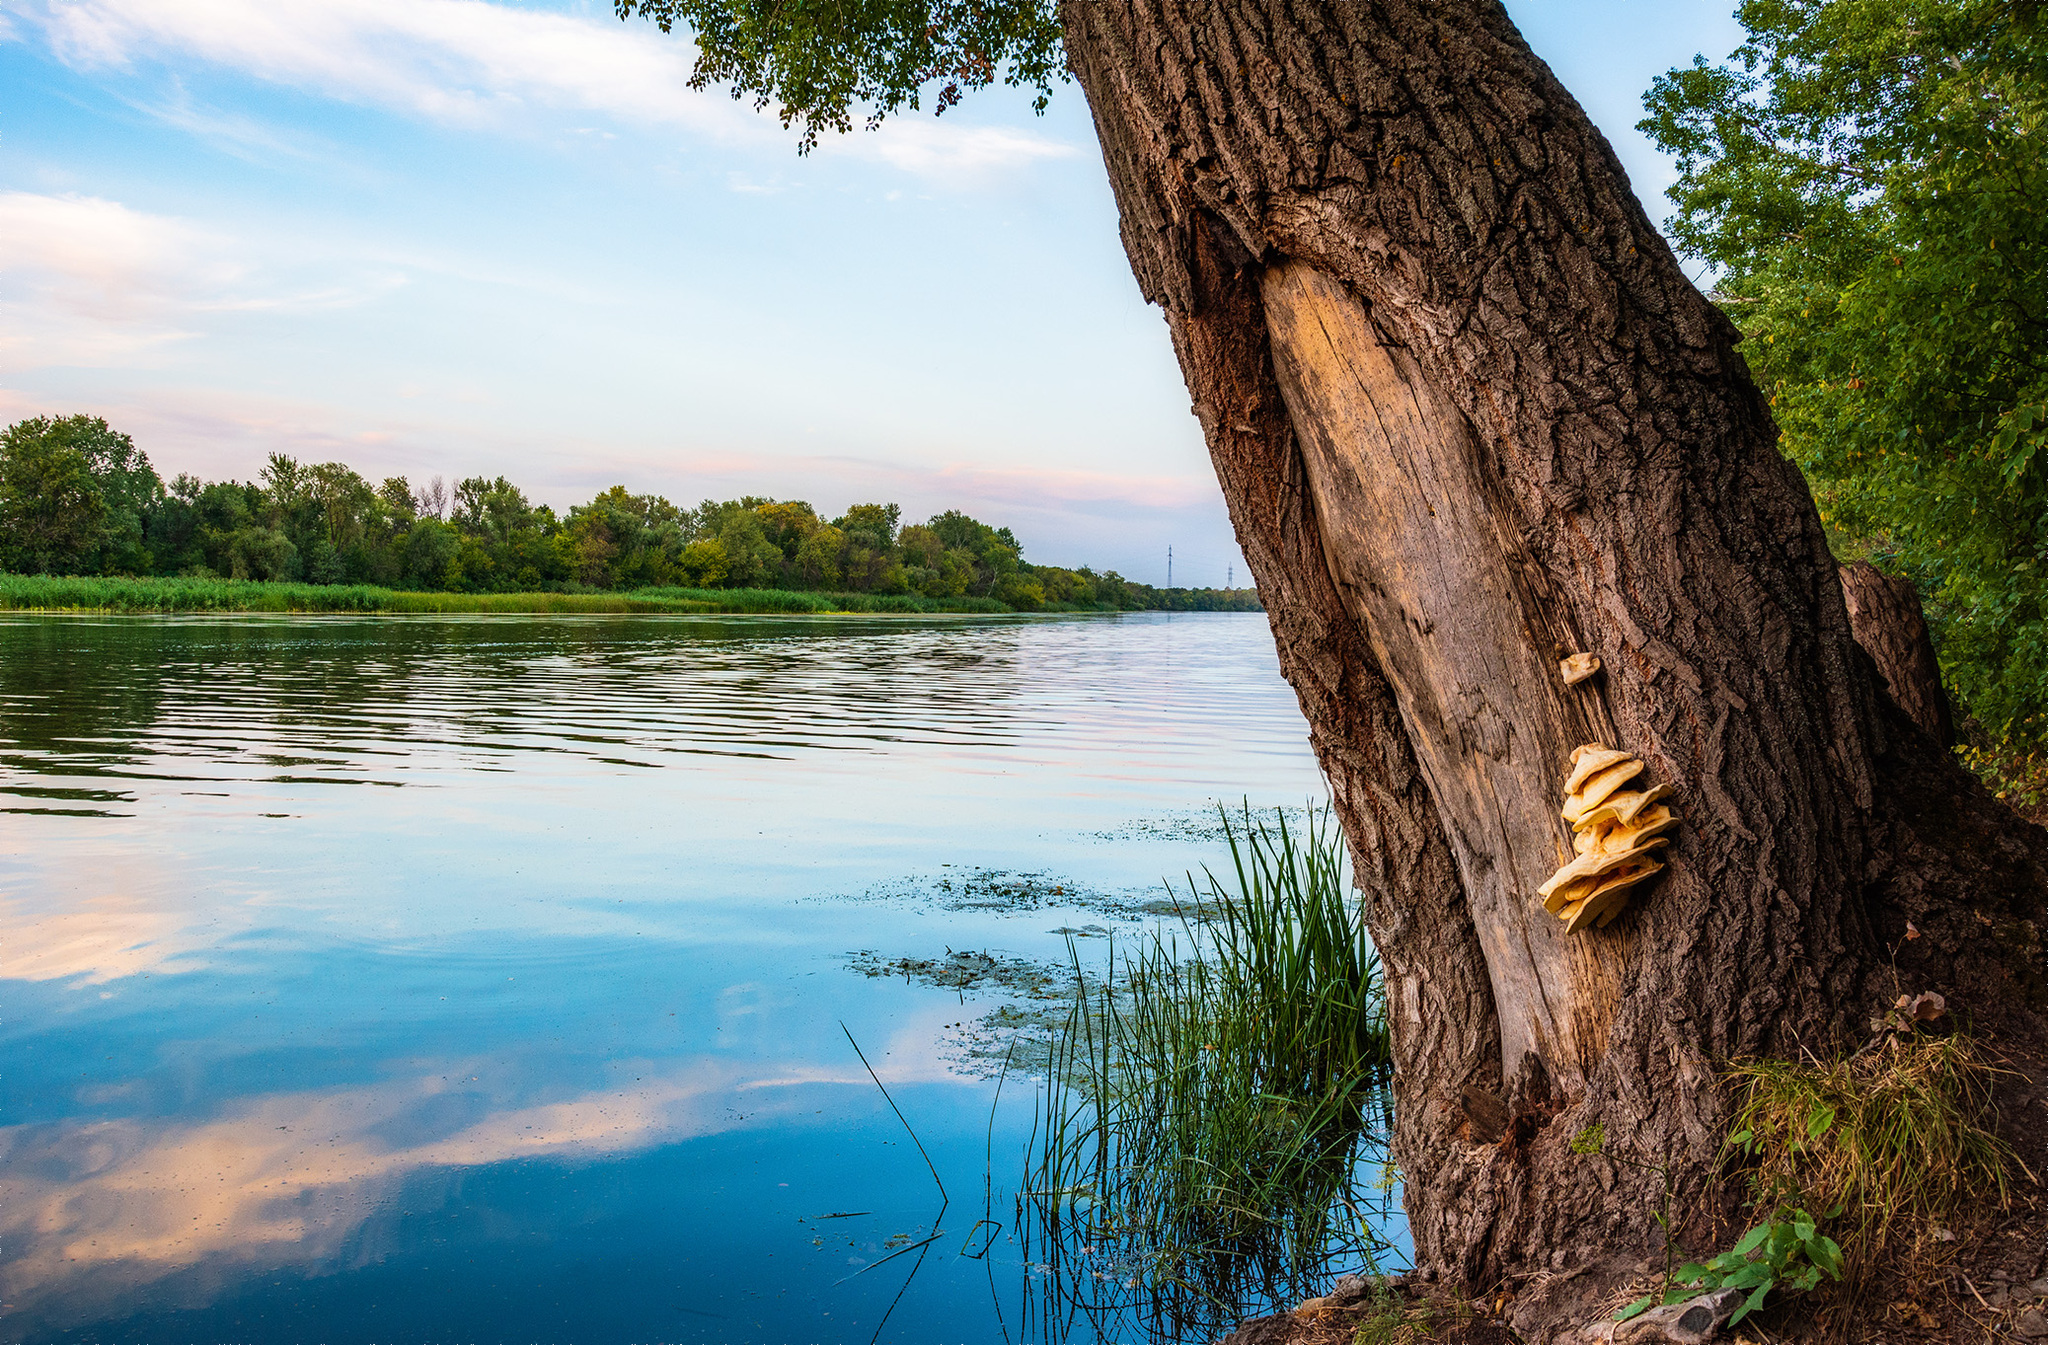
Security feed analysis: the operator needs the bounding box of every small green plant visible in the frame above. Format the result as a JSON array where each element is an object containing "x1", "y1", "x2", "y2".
[
  {"x1": 1576, "y1": 1027, "x2": 2018, "y2": 1327},
  {"x1": 1348, "y1": 1278, "x2": 1472, "y2": 1345},
  {"x1": 1621, "y1": 1207, "x2": 1844, "y2": 1326},
  {"x1": 1349, "y1": 1278, "x2": 1409, "y2": 1345}
]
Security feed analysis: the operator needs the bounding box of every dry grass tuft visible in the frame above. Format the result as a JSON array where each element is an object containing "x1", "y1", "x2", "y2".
[{"x1": 1726, "y1": 1032, "x2": 2026, "y2": 1265}]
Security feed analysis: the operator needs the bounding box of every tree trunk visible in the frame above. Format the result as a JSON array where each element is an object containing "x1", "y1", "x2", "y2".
[
  {"x1": 1839, "y1": 560, "x2": 1955, "y2": 747},
  {"x1": 1056, "y1": 0, "x2": 2048, "y2": 1333}
]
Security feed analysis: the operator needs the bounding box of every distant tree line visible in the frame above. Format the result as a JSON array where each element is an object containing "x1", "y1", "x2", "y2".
[{"x1": 0, "y1": 415, "x2": 1258, "y2": 612}]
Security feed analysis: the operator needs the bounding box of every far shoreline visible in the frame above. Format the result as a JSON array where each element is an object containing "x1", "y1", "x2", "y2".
[{"x1": 0, "y1": 573, "x2": 1263, "y2": 619}]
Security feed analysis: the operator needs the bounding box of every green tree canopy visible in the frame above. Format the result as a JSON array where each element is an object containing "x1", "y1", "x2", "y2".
[
  {"x1": 1643, "y1": 0, "x2": 2048, "y2": 740},
  {"x1": 0, "y1": 415, "x2": 162, "y2": 575}
]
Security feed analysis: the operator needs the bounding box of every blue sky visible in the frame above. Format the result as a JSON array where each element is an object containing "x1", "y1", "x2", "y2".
[{"x1": 0, "y1": 0, "x2": 1742, "y2": 584}]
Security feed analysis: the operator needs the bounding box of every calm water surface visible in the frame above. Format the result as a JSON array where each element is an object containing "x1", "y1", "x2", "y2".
[{"x1": 0, "y1": 612, "x2": 1354, "y2": 1345}]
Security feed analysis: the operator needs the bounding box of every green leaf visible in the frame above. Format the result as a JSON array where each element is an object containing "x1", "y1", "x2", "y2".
[
  {"x1": 1614, "y1": 1295, "x2": 1655, "y2": 1322},
  {"x1": 1672, "y1": 1261, "x2": 1713, "y2": 1287},
  {"x1": 1729, "y1": 1282, "x2": 1771, "y2": 1326},
  {"x1": 1732, "y1": 1221, "x2": 1771, "y2": 1258},
  {"x1": 1805, "y1": 1105, "x2": 1835, "y2": 1140},
  {"x1": 1724, "y1": 1263, "x2": 1773, "y2": 1290}
]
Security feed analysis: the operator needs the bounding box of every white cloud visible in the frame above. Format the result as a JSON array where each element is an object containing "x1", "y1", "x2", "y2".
[
  {"x1": 0, "y1": 892, "x2": 209, "y2": 983},
  {"x1": 0, "y1": 192, "x2": 230, "y2": 308},
  {"x1": 0, "y1": 192, "x2": 405, "y2": 371},
  {"x1": 124, "y1": 83, "x2": 342, "y2": 165},
  {"x1": 853, "y1": 121, "x2": 1079, "y2": 177},
  {"x1": 16, "y1": 0, "x2": 1075, "y2": 176},
  {"x1": 0, "y1": 191, "x2": 220, "y2": 367},
  {"x1": 0, "y1": 1021, "x2": 977, "y2": 1323},
  {"x1": 726, "y1": 170, "x2": 795, "y2": 196},
  {"x1": 32, "y1": 0, "x2": 718, "y2": 130}
]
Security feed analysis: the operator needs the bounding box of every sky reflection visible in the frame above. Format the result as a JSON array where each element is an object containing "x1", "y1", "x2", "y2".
[{"x1": 0, "y1": 613, "x2": 1339, "y2": 1343}]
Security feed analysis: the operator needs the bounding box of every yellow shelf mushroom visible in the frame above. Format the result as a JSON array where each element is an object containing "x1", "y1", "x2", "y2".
[{"x1": 1539, "y1": 743, "x2": 1678, "y2": 932}]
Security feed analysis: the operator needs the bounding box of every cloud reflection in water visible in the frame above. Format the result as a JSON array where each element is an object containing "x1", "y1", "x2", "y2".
[
  {"x1": 2, "y1": 1061, "x2": 754, "y2": 1313},
  {"x1": 0, "y1": 893, "x2": 209, "y2": 984},
  {"x1": 0, "y1": 1004, "x2": 967, "y2": 1324}
]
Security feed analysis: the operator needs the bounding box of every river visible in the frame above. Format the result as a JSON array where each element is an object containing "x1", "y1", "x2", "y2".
[{"x1": 0, "y1": 610, "x2": 1382, "y2": 1344}]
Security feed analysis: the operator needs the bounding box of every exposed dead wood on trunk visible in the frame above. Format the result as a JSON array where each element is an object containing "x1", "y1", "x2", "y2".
[{"x1": 1156, "y1": 183, "x2": 1508, "y2": 1288}]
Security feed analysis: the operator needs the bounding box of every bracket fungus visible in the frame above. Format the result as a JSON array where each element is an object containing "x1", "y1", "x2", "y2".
[
  {"x1": 1559, "y1": 652, "x2": 1602, "y2": 686},
  {"x1": 1538, "y1": 743, "x2": 1679, "y2": 933}
]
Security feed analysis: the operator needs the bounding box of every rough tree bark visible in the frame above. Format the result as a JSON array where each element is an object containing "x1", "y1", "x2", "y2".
[
  {"x1": 1056, "y1": 0, "x2": 2048, "y2": 1333},
  {"x1": 1839, "y1": 560, "x2": 1955, "y2": 747}
]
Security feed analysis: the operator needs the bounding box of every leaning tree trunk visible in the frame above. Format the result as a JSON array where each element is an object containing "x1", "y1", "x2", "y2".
[{"x1": 1057, "y1": 0, "x2": 2048, "y2": 1333}]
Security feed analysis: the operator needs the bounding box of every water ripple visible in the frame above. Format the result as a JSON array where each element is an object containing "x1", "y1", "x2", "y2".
[{"x1": 0, "y1": 613, "x2": 1301, "y2": 800}]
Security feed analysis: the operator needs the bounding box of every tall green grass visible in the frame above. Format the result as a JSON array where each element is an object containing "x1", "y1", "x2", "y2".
[
  {"x1": 0, "y1": 573, "x2": 1012, "y2": 616},
  {"x1": 1017, "y1": 805, "x2": 1398, "y2": 1343}
]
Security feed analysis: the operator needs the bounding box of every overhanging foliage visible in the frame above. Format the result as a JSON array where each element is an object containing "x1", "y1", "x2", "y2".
[
  {"x1": 614, "y1": 0, "x2": 1065, "y2": 149},
  {"x1": 1643, "y1": 0, "x2": 2048, "y2": 740}
]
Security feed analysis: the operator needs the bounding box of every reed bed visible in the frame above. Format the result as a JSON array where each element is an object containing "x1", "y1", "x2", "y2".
[
  {"x1": 0, "y1": 574, "x2": 1010, "y2": 616},
  {"x1": 1017, "y1": 805, "x2": 1399, "y2": 1344}
]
